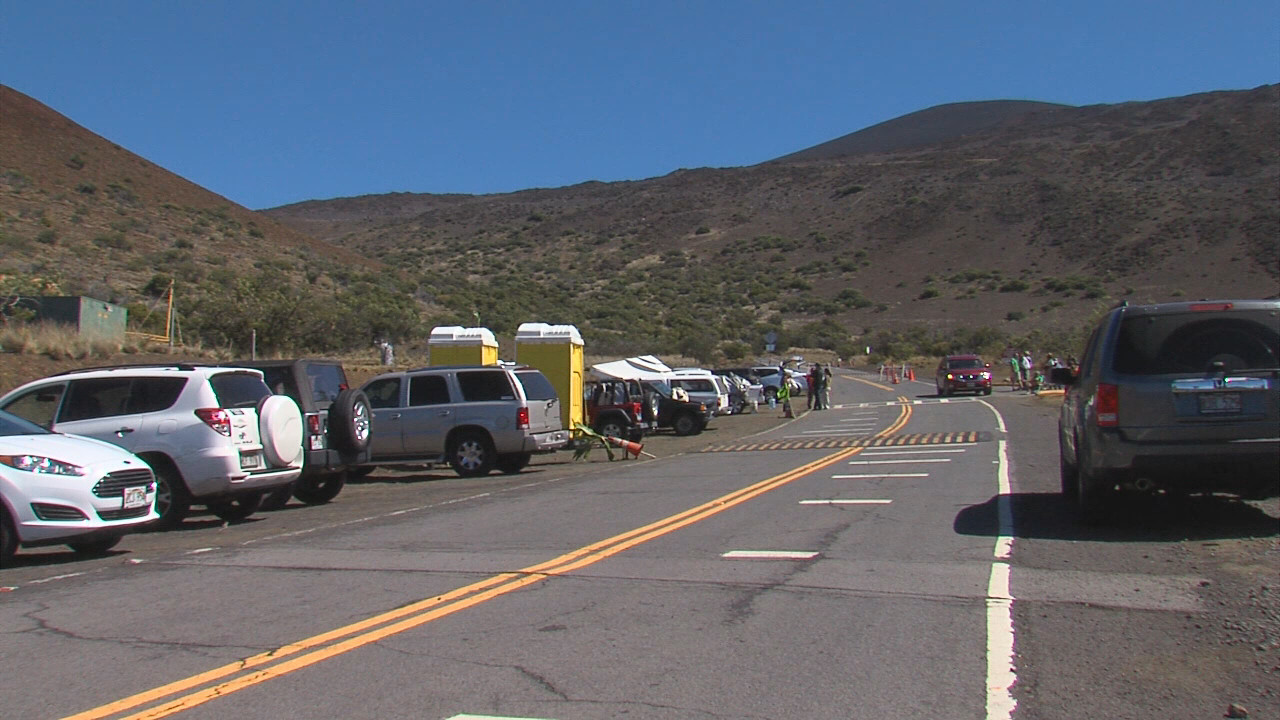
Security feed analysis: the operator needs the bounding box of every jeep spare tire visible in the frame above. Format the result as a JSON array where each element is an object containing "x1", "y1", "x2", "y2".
[
  {"x1": 328, "y1": 388, "x2": 372, "y2": 454},
  {"x1": 258, "y1": 394, "x2": 304, "y2": 467}
]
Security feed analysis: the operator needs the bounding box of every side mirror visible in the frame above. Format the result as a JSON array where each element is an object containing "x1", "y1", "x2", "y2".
[{"x1": 1049, "y1": 367, "x2": 1077, "y2": 387}]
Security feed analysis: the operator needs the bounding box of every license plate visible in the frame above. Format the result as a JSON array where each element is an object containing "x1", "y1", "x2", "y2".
[
  {"x1": 240, "y1": 452, "x2": 264, "y2": 470},
  {"x1": 122, "y1": 486, "x2": 149, "y2": 509},
  {"x1": 1198, "y1": 392, "x2": 1242, "y2": 414}
]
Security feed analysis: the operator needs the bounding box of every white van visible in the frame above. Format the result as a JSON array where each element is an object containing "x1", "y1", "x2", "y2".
[{"x1": 671, "y1": 369, "x2": 731, "y2": 415}]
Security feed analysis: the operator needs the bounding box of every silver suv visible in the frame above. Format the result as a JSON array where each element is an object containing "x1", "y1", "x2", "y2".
[
  {"x1": 1056, "y1": 299, "x2": 1280, "y2": 522},
  {"x1": 0, "y1": 365, "x2": 304, "y2": 527},
  {"x1": 360, "y1": 365, "x2": 569, "y2": 477}
]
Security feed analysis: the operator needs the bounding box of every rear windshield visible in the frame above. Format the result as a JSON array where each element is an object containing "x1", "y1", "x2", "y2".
[
  {"x1": 211, "y1": 372, "x2": 272, "y2": 408},
  {"x1": 515, "y1": 370, "x2": 558, "y2": 401},
  {"x1": 307, "y1": 365, "x2": 348, "y2": 408},
  {"x1": 1113, "y1": 310, "x2": 1280, "y2": 375},
  {"x1": 674, "y1": 379, "x2": 715, "y2": 393},
  {"x1": 457, "y1": 370, "x2": 516, "y2": 402}
]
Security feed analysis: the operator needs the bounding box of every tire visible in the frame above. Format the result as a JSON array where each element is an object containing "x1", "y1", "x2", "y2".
[
  {"x1": 293, "y1": 471, "x2": 345, "y2": 505},
  {"x1": 764, "y1": 386, "x2": 778, "y2": 401},
  {"x1": 983, "y1": 388, "x2": 993, "y2": 396},
  {"x1": 258, "y1": 395, "x2": 304, "y2": 467},
  {"x1": 1075, "y1": 466, "x2": 1109, "y2": 526},
  {"x1": 448, "y1": 431, "x2": 495, "y2": 478},
  {"x1": 672, "y1": 412, "x2": 701, "y2": 436},
  {"x1": 151, "y1": 463, "x2": 191, "y2": 530},
  {"x1": 329, "y1": 389, "x2": 372, "y2": 454},
  {"x1": 594, "y1": 417, "x2": 627, "y2": 439},
  {"x1": 1059, "y1": 449, "x2": 1079, "y2": 500},
  {"x1": 0, "y1": 507, "x2": 17, "y2": 567},
  {"x1": 68, "y1": 536, "x2": 122, "y2": 555},
  {"x1": 496, "y1": 453, "x2": 532, "y2": 474},
  {"x1": 259, "y1": 483, "x2": 295, "y2": 511},
  {"x1": 208, "y1": 492, "x2": 263, "y2": 523},
  {"x1": 642, "y1": 392, "x2": 661, "y2": 423}
]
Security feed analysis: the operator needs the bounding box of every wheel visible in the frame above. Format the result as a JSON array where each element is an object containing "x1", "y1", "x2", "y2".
[
  {"x1": 672, "y1": 412, "x2": 701, "y2": 436},
  {"x1": 207, "y1": 492, "x2": 263, "y2": 523},
  {"x1": 496, "y1": 453, "x2": 532, "y2": 474},
  {"x1": 258, "y1": 395, "x2": 304, "y2": 467},
  {"x1": 151, "y1": 464, "x2": 191, "y2": 529},
  {"x1": 293, "y1": 471, "x2": 345, "y2": 505},
  {"x1": 259, "y1": 482, "x2": 295, "y2": 511},
  {"x1": 0, "y1": 507, "x2": 17, "y2": 567},
  {"x1": 448, "y1": 431, "x2": 496, "y2": 477},
  {"x1": 593, "y1": 417, "x2": 627, "y2": 439},
  {"x1": 68, "y1": 536, "x2": 122, "y2": 555},
  {"x1": 983, "y1": 388, "x2": 992, "y2": 396},
  {"x1": 764, "y1": 386, "x2": 778, "y2": 401},
  {"x1": 1075, "y1": 466, "x2": 1109, "y2": 525},
  {"x1": 1059, "y1": 448, "x2": 1079, "y2": 500},
  {"x1": 328, "y1": 389, "x2": 372, "y2": 454},
  {"x1": 642, "y1": 392, "x2": 661, "y2": 423}
]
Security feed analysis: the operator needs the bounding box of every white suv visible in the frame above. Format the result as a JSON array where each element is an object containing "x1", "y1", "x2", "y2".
[{"x1": 0, "y1": 365, "x2": 304, "y2": 527}]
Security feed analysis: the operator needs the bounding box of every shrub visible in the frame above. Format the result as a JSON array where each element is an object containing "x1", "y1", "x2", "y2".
[
  {"x1": 999, "y1": 279, "x2": 1030, "y2": 292},
  {"x1": 1006, "y1": 311, "x2": 1025, "y2": 321},
  {"x1": 918, "y1": 286, "x2": 940, "y2": 300}
]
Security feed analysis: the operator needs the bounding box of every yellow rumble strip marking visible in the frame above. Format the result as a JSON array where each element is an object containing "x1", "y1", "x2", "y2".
[{"x1": 702, "y1": 431, "x2": 983, "y2": 453}]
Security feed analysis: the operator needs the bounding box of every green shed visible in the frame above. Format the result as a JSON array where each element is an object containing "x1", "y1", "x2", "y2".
[{"x1": 33, "y1": 296, "x2": 128, "y2": 340}]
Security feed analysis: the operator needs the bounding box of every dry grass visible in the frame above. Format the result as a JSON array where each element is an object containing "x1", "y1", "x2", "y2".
[{"x1": 0, "y1": 322, "x2": 148, "y2": 359}]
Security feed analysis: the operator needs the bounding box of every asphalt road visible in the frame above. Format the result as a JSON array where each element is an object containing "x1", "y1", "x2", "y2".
[{"x1": 2, "y1": 370, "x2": 1276, "y2": 720}]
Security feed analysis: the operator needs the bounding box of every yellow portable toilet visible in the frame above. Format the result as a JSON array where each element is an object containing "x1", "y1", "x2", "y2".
[
  {"x1": 428, "y1": 326, "x2": 499, "y2": 366},
  {"x1": 514, "y1": 322, "x2": 584, "y2": 432}
]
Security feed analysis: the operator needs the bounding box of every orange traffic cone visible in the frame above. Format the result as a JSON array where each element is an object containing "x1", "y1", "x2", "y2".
[
  {"x1": 891, "y1": 369, "x2": 900, "y2": 384},
  {"x1": 604, "y1": 435, "x2": 648, "y2": 459},
  {"x1": 907, "y1": 367, "x2": 915, "y2": 381}
]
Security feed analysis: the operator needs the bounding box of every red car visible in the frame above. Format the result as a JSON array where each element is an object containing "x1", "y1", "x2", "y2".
[{"x1": 935, "y1": 354, "x2": 993, "y2": 396}]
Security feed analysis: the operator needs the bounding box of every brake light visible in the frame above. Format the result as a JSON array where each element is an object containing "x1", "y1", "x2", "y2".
[
  {"x1": 195, "y1": 408, "x2": 231, "y2": 436},
  {"x1": 1189, "y1": 302, "x2": 1233, "y2": 312},
  {"x1": 307, "y1": 414, "x2": 323, "y2": 435},
  {"x1": 517, "y1": 407, "x2": 530, "y2": 430},
  {"x1": 1095, "y1": 383, "x2": 1119, "y2": 427}
]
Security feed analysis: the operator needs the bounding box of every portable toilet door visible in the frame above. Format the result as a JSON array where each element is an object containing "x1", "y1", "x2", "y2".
[
  {"x1": 514, "y1": 322, "x2": 584, "y2": 433},
  {"x1": 428, "y1": 326, "x2": 499, "y2": 366}
]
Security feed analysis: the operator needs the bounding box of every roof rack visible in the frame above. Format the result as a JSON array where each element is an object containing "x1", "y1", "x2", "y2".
[{"x1": 49, "y1": 362, "x2": 212, "y2": 377}]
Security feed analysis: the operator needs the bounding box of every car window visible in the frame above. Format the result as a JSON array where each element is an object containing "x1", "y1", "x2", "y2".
[
  {"x1": 408, "y1": 375, "x2": 451, "y2": 406},
  {"x1": 674, "y1": 379, "x2": 715, "y2": 393},
  {"x1": 1113, "y1": 311, "x2": 1280, "y2": 375},
  {"x1": 0, "y1": 409, "x2": 50, "y2": 436},
  {"x1": 63, "y1": 377, "x2": 132, "y2": 421},
  {"x1": 307, "y1": 365, "x2": 348, "y2": 408},
  {"x1": 457, "y1": 370, "x2": 515, "y2": 401},
  {"x1": 210, "y1": 372, "x2": 272, "y2": 408},
  {"x1": 258, "y1": 366, "x2": 300, "y2": 400},
  {"x1": 515, "y1": 370, "x2": 557, "y2": 401},
  {"x1": 1, "y1": 384, "x2": 65, "y2": 427},
  {"x1": 365, "y1": 378, "x2": 402, "y2": 408},
  {"x1": 124, "y1": 378, "x2": 187, "y2": 414},
  {"x1": 947, "y1": 359, "x2": 984, "y2": 370}
]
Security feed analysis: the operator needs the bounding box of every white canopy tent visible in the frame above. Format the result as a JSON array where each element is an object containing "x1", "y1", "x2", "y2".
[{"x1": 588, "y1": 355, "x2": 675, "y2": 382}]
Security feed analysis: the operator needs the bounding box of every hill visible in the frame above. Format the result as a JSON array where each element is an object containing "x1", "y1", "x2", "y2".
[
  {"x1": 264, "y1": 85, "x2": 1280, "y2": 357},
  {"x1": 2, "y1": 83, "x2": 1277, "y2": 365}
]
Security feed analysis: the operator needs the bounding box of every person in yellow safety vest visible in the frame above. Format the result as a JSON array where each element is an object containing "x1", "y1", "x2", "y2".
[{"x1": 777, "y1": 378, "x2": 793, "y2": 418}]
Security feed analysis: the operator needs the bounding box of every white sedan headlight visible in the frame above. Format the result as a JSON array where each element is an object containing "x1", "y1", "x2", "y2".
[{"x1": 0, "y1": 454, "x2": 86, "y2": 476}]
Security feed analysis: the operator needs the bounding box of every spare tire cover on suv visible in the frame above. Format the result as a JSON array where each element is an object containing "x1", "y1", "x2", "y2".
[{"x1": 258, "y1": 395, "x2": 304, "y2": 467}]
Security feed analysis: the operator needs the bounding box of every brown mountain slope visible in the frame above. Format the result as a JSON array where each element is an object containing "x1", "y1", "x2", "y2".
[
  {"x1": 264, "y1": 85, "x2": 1279, "y2": 353},
  {"x1": 0, "y1": 84, "x2": 377, "y2": 304}
]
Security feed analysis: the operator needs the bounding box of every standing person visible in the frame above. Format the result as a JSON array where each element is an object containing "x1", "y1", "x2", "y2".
[
  {"x1": 822, "y1": 366, "x2": 833, "y2": 410},
  {"x1": 1007, "y1": 354, "x2": 1022, "y2": 391},
  {"x1": 806, "y1": 365, "x2": 818, "y2": 410},
  {"x1": 1020, "y1": 351, "x2": 1033, "y2": 393},
  {"x1": 811, "y1": 363, "x2": 824, "y2": 410},
  {"x1": 777, "y1": 376, "x2": 793, "y2": 418}
]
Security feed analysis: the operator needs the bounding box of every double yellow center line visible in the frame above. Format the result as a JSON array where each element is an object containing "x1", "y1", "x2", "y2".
[{"x1": 69, "y1": 400, "x2": 912, "y2": 720}]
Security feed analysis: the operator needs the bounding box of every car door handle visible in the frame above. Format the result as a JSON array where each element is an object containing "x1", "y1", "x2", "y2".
[
  {"x1": 115, "y1": 427, "x2": 135, "y2": 437},
  {"x1": 437, "y1": 410, "x2": 451, "y2": 416},
  {"x1": 388, "y1": 413, "x2": 401, "y2": 420}
]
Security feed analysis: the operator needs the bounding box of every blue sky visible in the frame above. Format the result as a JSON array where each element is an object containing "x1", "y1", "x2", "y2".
[{"x1": 4, "y1": 1, "x2": 1276, "y2": 210}]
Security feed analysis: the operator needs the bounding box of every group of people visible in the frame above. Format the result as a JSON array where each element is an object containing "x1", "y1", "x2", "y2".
[
  {"x1": 774, "y1": 362, "x2": 833, "y2": 418},
  {"x1": 1007, "y1": 350, "x2": 1078, "y2": 392}
]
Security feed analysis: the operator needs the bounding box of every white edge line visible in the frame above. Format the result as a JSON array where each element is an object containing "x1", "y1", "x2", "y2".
[{"x1": 986, "y1": 562, "x2": 1017, "y2": 719}]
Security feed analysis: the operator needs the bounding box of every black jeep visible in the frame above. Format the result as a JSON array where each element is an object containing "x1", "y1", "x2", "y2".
[
  {"x1": 224, "y1": 359, "x2": 372, "y2": 508},
  {"x1": 640, "y1": 380, "x2": 712, "y2": 436}
]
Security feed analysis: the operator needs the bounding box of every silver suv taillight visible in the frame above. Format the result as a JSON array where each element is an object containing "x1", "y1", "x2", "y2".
[{"x1": 194, "y1": 408, "x2": 231, "y2": 436}]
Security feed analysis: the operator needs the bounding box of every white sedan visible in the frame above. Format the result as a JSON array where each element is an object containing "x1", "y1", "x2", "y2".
[{"x1": 0, "y1": 409, "x2": 157, "y2": 564}]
